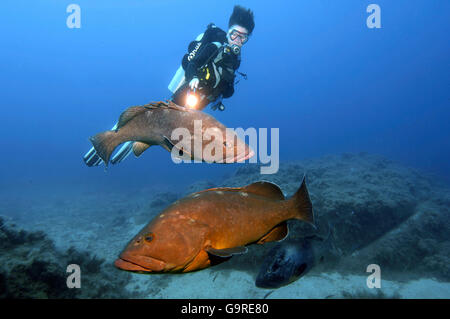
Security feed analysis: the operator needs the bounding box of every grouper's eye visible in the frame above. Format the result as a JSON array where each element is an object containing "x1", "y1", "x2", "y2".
[{"x1": 144, "y1": 233, "x2": 154, "y2": 243}]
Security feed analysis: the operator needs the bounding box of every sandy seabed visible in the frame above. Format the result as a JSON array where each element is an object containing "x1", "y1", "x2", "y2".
[{"x1": 1, "y1": 153, "x2": 449, "y2": 298}]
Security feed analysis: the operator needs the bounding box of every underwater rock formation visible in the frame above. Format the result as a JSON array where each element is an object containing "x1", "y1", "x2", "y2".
[{"x1": 0, "y1": 216, "x2": 136, "y2": 298}]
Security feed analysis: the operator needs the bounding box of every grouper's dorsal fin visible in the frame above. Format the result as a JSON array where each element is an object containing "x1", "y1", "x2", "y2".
[
  {"x1": 117, "y1": 101, "x2": 190, "y2": 130},
  {"x1": 241, "y1": 181, "x2": 285, "y2": 200},
  {"x1": 194, "y1": 182, "x2": 285, "y2": 199},
  {"x1": 117, "y1": 106, "x2": 148, "y2": 130},
  {"x1": 142, "y1": 100, "x2": 191, "y2": 112},
  {"x1": 142, "y1": 101, "x2": 169, "y2": 109}
]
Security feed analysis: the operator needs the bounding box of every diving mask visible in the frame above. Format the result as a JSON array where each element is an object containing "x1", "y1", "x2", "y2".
[{"x1": 229, "y1": 29, "x2": 249, "y2": 44}]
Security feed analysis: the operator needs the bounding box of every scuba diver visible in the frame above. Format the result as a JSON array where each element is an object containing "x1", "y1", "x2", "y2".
[
  {"x1": 169, "y1": 5, "x2": 255, "y2": 111},
  {"x1": 83, "y1": 5, "x2": 254, "y2": 167}
]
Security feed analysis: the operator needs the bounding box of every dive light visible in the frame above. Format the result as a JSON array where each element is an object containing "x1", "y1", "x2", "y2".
[{"x1": 186, "y1": 89, "x2": 199, "y2": 109}]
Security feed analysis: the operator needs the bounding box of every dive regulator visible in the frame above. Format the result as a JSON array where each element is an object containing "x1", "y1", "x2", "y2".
[{"x1": 230, "y1": 44, "x2": 240, "y2": 55}]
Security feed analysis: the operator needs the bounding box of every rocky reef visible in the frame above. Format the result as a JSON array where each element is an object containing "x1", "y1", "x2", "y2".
[{"x1": 0, "y1": 216, "x2": 135, "y2": 298}]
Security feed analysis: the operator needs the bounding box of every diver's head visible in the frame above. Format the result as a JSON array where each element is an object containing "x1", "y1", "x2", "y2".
[
  {"x1": 227, "y1": 25, "x2": 249, "y2": 49},
  {"x1": 227, "y1": 5, "x2": 254, "y2": 49}
]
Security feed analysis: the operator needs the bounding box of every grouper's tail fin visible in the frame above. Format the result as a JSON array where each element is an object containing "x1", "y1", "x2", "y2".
[
  {"x1": 83, "y1": 122, "x2": 119, "y2": 167},
  {"x1": 89, "y1": 130, "x2": 123, "y2": 167},
  {"x1": 288, "y1": 176, "x2": 315, "y2": 226}
]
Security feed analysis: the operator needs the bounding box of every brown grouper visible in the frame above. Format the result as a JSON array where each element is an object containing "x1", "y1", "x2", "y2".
[
  {"x1": 114, "y1": 177, "x2": 314, "y2": 273},
  {"x1": 89, "y1": 101, "x2": 254, "y2": 166}
]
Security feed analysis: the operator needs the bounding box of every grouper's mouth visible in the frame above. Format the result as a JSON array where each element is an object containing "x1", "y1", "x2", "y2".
[
  {"x1": 222, "y1": 147, "x2": 255, "y2": 163},
  {"x1": 114, "y1": 254, "x2": 166, "y2": 273},
  {"x1": 236, "y1": 148, "x2": 255, "y2": 162}
]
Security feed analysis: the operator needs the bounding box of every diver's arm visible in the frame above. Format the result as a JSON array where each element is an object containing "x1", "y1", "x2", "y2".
[{"x1": 185, "y1": 43, "x2": 219, "y2": 80}]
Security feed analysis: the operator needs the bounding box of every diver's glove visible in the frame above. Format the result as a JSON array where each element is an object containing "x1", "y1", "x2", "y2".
[{"x1": 189, "y1": 77, "x2": 200, "y2": 90}]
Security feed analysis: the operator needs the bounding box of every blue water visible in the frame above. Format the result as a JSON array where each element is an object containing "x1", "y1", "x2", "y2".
[
  {"x1": 0, "y1": 0, "x2": 449, "y2": 300},
  {"x1": 1, "y1": 0, "x2": 449, "y2": 193}
]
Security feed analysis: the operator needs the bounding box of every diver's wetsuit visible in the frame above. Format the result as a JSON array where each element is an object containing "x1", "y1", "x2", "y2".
[{"x1": 172, "y1": 24, "x2": 241, "y2": 110}]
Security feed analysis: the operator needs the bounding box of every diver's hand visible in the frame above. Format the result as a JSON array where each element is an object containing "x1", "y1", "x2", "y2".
[{"x1": 189, "y1": 77, "x2": 199, "y2": 91}]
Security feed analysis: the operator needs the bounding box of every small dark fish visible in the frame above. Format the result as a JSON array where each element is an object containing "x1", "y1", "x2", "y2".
[{"x1": 255, "y1": 227, "x2": 338, "y2": 289}]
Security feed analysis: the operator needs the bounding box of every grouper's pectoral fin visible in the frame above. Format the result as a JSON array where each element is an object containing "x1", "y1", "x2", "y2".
[
  {"x1": 182, "y1": 250, "x2": 211, "y2": 273},
  {"x1": 205, "y1": 246, "x2": 248, "y2": 258},
  {"x1": 257, "y1": 221, "x2": 288, "y2": 244},
  {"x1": 161, "y1": 136, "x2": 175, "y2": 152},
  {"x1": 132, "y1": 141, "x2": 151, "y2": 157},
  {"x1": 162, "y1": 135, "x2": 192, "y2": 159}
]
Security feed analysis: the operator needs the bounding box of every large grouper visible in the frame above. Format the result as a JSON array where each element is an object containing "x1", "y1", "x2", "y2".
[
  {"x1": 114, "y1": 177, "x2": 314, "y2": 273},
  {"x1": 89, "y1": 101, "x2": 254, "y2": 166}
]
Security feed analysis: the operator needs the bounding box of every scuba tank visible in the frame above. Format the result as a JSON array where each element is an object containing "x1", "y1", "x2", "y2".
[{"x1": 168, "y1": 32, "x2": 205, "y2": 94}]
